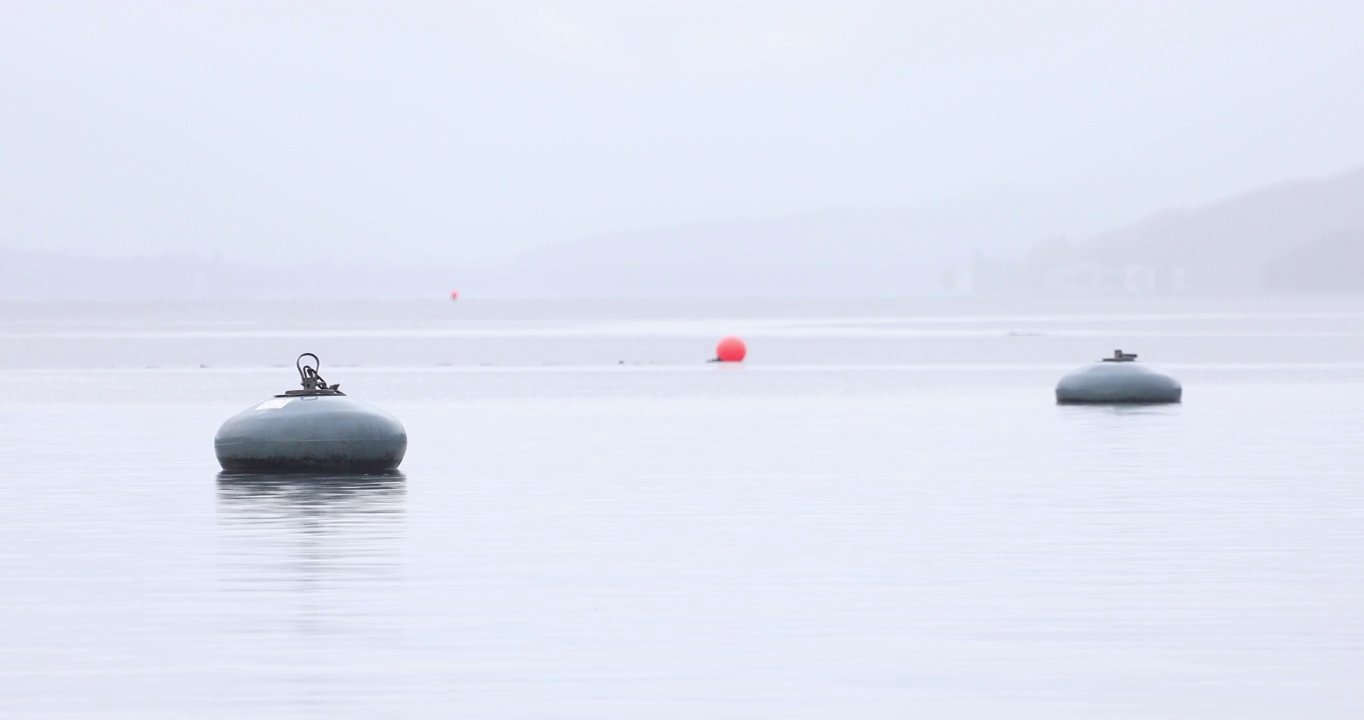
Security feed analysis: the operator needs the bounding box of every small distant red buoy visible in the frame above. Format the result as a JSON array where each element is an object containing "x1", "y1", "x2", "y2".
[
  {"x1": 715, "y1": 336, "x2": 747, "y2": 362},
  {"x1": 449, "y1": 290, "x2": 459, "y2": 301}
]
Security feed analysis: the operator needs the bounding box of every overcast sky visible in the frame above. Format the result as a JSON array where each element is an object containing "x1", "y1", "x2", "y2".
[{"x1": 3, "y1": 0, "x2": 1363, "y2": 266}]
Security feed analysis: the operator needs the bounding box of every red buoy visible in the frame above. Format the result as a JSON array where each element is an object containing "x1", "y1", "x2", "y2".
[
  {"x1": 715, "y1": 336, "x2": 747, "y2": 362},
  {"x1": 449, "y1": 290, "x2": 459, "y2": 301}
]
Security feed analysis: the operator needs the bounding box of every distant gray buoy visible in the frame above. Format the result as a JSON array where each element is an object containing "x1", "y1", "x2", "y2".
[
  {"x1": 215, "y1": 354, "x2": 407, "y2": 473},
  {"x1": 1055, "y1": 350, "x2": 1182, "y2": 405}
]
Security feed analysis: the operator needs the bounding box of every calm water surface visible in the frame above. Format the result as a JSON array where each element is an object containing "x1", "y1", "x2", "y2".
[{"x1": 1, "y1": 300, "x2": 1362, "y2": 718}]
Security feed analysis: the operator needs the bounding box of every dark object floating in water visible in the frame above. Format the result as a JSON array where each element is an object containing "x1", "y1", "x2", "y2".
[
  {"x1": 1056, "y1": 349, "x2": 1182, "y2": 405},
  {"x1": 215, "y1": 353, "x2": 407, "y2": 473}
]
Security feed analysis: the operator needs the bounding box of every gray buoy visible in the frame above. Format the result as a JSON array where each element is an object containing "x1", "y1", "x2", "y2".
[
  {"x1": 1056, "y1": 350, "x2": 1182, "y2": 405},
  {"x1": 215, "y1": 354, "x2": 407, "y2": 473}
]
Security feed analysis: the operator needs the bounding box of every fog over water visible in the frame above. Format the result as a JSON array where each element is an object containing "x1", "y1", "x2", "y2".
[
  {"x1": 3, "y1": 3, "x2": 1364, "y2": 718},
  {"x1": 3, "y1": 2, "x2": 1364, "y2": 298}
]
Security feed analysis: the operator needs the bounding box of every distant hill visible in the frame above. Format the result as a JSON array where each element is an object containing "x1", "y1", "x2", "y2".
[
  {"x1": 0, "y1": 248, "x2": 464, "y2": 301},
  {"x1": 977, "y1": 166, "x2": 1364, "y2": 296},
  {"x1": 6, "y1": 166, "x2": 1364, "y2": 300},
  {"x1": 494, "y1": 212, "x2": 956, "y2": 298},
  {"x1": 0, "y1": 193, "x2": 1061, "y2": 301},
  {"x1": 1261, "y1": 231, "x2": 1364, "y2": 294},
  {"x1": 488, "y1": 195, "x2": 1068, "y2": 298}
]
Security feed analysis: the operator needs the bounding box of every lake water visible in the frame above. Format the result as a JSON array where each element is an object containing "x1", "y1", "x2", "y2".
[{"x1": 1, "y1": 298, "x2": 1362, "y2": 718}]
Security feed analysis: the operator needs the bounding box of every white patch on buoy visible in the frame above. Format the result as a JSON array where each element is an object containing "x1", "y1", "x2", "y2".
[{"x1": 255, "y1": 398, "x2": 293, "y2": 411}]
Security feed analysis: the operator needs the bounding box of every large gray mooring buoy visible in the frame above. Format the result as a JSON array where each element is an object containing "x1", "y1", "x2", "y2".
[
  {"x1": 1055, "y1": 349, "x2": 1182, "y2": 405},
  {"x1": 215, "y1": 354, "x2": 407, "y2": 473}
]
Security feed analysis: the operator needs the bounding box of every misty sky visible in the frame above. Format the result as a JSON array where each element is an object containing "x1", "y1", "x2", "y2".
[{"x1": 3, "y1": 0, "x2": 1364, "y2": 266}]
